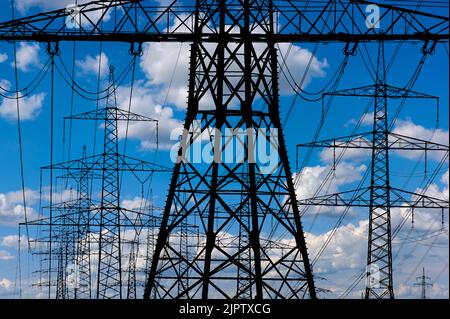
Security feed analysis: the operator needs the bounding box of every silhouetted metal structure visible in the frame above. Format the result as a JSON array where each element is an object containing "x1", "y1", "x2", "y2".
[
  {"x1": 297, "y1": 41, "x2": 449, "y2": 299},
  {"x1": 2, "y1": 0, "x2": 448, "y2": 299},
  {"x1": 22, "y1": 67, "x2": 167, "y2": 299},
  {"x1": 414, "y1": 267, "x2": 432, "y2": 299}
]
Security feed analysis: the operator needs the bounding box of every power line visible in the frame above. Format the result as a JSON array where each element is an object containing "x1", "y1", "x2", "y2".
[{"x1": 11, "y1": 0, "x2": 31, "y2": 253}]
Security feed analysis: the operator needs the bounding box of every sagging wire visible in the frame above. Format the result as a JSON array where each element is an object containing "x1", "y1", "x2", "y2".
[
  {"x1": 294, "y1": 50, "x2": 352, "y2": 189},
  {"x1": 119, "y1": 42, "x2": 144, "y2": 195},
  {"x1": 54, "y1": 54, "x2": 135, "y2": 101},
  {"x1": 45, "y1": 40, "x2": 60, "y2": 298},
  {"x1": 11, "y1": 0, "x2": 31, "y2": 256},
  {"x1": 280, "y1": 3, "x2": 334, "y2": 128},
  {"x1": 266, "y1": 42, "x2": 355, "y2": 252},
  {"x1": 91, "y1": 16, "x2": 105, "y2": 198},
  {"x1": 0, "y1": 57, "x2": 51, "y2": 98}
]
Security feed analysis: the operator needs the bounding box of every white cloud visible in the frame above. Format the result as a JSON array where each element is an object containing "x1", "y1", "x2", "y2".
[
  {"x1": 0, "y1": 278, "x2": 13, "y2": 289},
  {"x1": 0, "y1": 250, "x2": 14, "y2": 261},
  {"x1": 295, "y1": 162, "x2": 366, "y2": 201},
  {"x1": 392, "y1": 119, "x2": 449, "y2": 161},
  {"x1": 0, "y1": 53, "x2": 7, "y2": 63},
  {"x1": 0, "y1": 189, "x2": 38, "y2": 226},
  {"x1": 1, "y1": 235, "x2": 29, "y2": 249},
  {"x1": 115, "y1": 81, "x2": 183, "y2": 150},
  {"x1": 442, "y1": 169, "x2": 449, "y2": 187},
  {"x1": 302, "y1": 169, "x2": 449, "y2": 298},
  {"x1": 140, "y1": 26, "x2": 328, "y2": 111},
  {"x1": 0, "y1": 89, "x2": 45, "y2": 121},
  {"x1": 76, "y1": 52, "x2": 109, "y2": 78},
  {"x1": 307, "y1": 219, "x2": 368, "y2": 274},
  {"x1": 319, "y1": 144, "x2": 370, "y2": 164},
  {"x1": 140, "y1": 42, "x2": 190, "y2": 110},
  {"x1": 345, "y1": 111, "x2": 374, "y2": 128},
  {"x1": 0, "y1": 79, "x2": 12, "y2": 91},
  {"x1": 277, "y1": 43, "x2": 329, "y2": 94},
  {"x1": 12, "y1": 43, "x2": 42, "y2": 72},
  {"x1": 340, "y1": 118, "x2": 449, "y2": 162}
]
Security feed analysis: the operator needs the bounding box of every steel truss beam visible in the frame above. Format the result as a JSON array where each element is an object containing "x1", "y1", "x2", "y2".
[
  {"x1": 3, "y1": 0, "x2": 448, "y2": 301},
  {"x1": 0, "y1": 0, "x2": 448, "y2": 43},
  {"x1": 298, "y1": 131, "x2": 449, "y2": 152},
  {"x1": 298, "y1": 186, "x2": 449, "y2": 209}
]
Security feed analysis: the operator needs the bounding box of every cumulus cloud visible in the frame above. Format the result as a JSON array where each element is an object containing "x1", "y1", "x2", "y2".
[
  {"x1": 0, "y1": 53, "x2": 7, "y2": 63},
  {"x1": 12, "y1": 43, "x2": 42, "y2": 72},
  {"x1": 0, "y1": 88, "x2": 45, "y2": 121},
  {"x1": 76, "y1": 52, "x2": 109, "y2": 78},
  {"x1": 392, "y1": 119, "x2": 449, "y2": 161},
  {"x1": 303, "y1": 169, "x2": 449, "y2": 298},
  {"x1": 277, "y1": 43, "x2": 329, "y2": 93},
  {"x1": 140, "y1": 42, "x2": 190, "y2": 110},
  {"x1": 293, "y1": 162, "x2": 366, "y2": 218},
  {"x1": 336, "y1": 118, "x2": 448, "y2": 163},
  {"x1": 295, "y1": 162, "x2": 367, "y2": 201},
  {"x1": 319, "y1": 144, "x2": 370, "y2": 164},
  {"x1": 0, "y1": 278, "x2": 13, "y2": 289},
  {"x1": 345, "y1": 111, "x2": 374, "y2": 128},
  {"x1": 0, "y1": 235, "x2": 28, "y2": 249},
  {"x1": 140, "y1": 26, "x2": 328, "y2": 111},
  {"x1": 0, "y1": 189, "x2": 38, "y2": 226},
  {"x1": 307, "y1": 219, "x2": 368, "y2": 274},
  {"x1": 115, "y1": 81, "x2": 183, "y2": 150},
  {"x1": 0, "y1": 250, "x2": 14, "y2": 261}
]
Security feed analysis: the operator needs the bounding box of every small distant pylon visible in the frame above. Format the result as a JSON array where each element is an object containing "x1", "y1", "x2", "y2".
[
  {"x1": 28, "y1": 66, "x2": 168, "y2": 299},
  {"x1": 64, "y1": 66, "x2": 165, "y2": 299},
  {"x1": 297, "y1": 41, "x2": 449, "y2": 299},
  {"x1": 414, "y1": 267, "x2": 432, "y2": 299}
]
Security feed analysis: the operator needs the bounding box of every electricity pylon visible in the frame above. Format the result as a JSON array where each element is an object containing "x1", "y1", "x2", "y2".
[
  {"x1": 297, "y1": 42, "x2": 449, "y2": 299},
  {"x1": 3, "y1": 0, "x2": 448, "y2": 299}
]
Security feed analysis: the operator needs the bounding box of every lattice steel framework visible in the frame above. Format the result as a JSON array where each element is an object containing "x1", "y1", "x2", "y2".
[
  {"x1": 296, "y1": 41, "x2": 449, "y2": 299},
  {"x1": 414, "y1": 267, "x2": 432, "y2": 299},
  {"x1": 2, "y1": 0, "x2": 448, "y2": 300},
  {"x1": 23, "y1": 67, "x2": 167, "y2": 299},
  {"x1": 64, "y1": 66, "x2": 163, "y2": 298},
  {"x1": 144, "y1": 1, "x2": 318, "y2": 299}
]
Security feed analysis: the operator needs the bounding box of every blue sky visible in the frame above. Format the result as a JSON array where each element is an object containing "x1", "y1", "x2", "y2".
[{"x1": 0, "y1": 0, "x2": 448, "y2": 298}]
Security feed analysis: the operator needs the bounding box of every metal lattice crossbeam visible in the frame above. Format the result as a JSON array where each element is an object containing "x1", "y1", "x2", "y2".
[
  {"x1": 297, "y1": 186, "x2": 450, "y2": 209},
  {"x1": 298, "y1": 131, "x2": 449, "y2": 151},
  {"x1": 0, "y1": 0, "x2": 448, "y2": 42},
  {"x1": 3, "y1": 0, "x2": 448, "y2": 300}
]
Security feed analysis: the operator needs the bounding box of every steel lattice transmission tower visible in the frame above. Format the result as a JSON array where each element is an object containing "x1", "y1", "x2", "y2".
[
  {"x1": 144, "y1": 1, "x2": 317, "y2": 299},
  {"x1": 414, "y1": 267, "x2": 432, "y2": 299},
  {"x1": 297, "y1": 41, "x2": 449, "y2": 299},
  {"x1": 27, "y1": 146, "x2": 98, "y2": 298},
  {"x1": 367, "y1": 41, "x2": 394, "y2": 299},
  {"x1": 1, "y1": 0, "x2": 448, "y2": 299},
  {"x1": 63, "y1": 66, "x2": 166, "y2": 298},
  {"x1": 25, "y1": 66, "x2": 168, "y2": 299}
]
